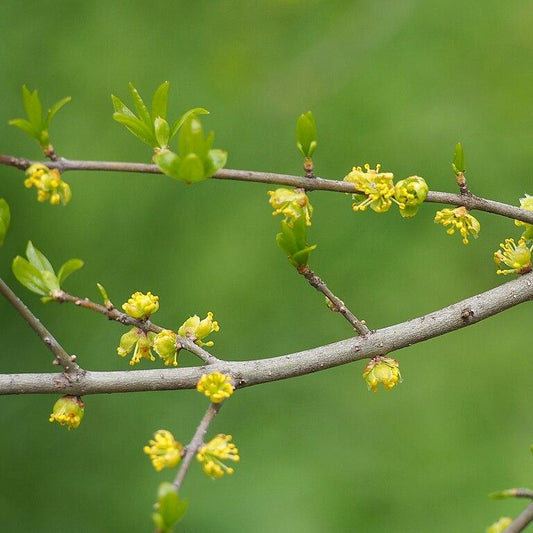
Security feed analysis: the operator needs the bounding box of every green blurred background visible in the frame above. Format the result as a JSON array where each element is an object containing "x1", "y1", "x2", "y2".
[{"x1": 1, "y1": 1, "x2": 533, "y2": 531}]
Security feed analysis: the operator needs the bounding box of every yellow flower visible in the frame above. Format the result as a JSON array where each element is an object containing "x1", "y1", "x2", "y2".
[
  {"x1": 49, "y1": 395, "x2": 85, "y2": 430},
  {"x1": 362, "y1": 356, "x2": 401, "y2": 393},
  {"x1": 514, "y1": 194, "x2": 533, "y2": 240},
  {"x1": 344, "y1": 164, "x2": 395, "y2": 213},
  {"x1": 196, "y1": 372, "x2": 234, "y2": 403},
  {"x1": 434, "y1": 206, "x2": 480, "y2": 244},
  {"x1": 178, "y1": 312, "x2": 219, "y2": 347},
  {"x1": 143, "y1": 430, "x2": 183, "y2": 472},
  {"x1": 153, "y1": 329, "x2": 179, "y2": 367},
  {"x1": 494, "y1": 237, "x2": 532, "y2": 275},
  {"x1": 117, "y1": 327, "x2": 156, "y2": 366},
  {"x1": 122, "y1": 291, "x2": 159, "y2": 319},
  {"x1": 486, "y1": 517, "x2": 513, "y2": 533},
  {"x1": 394, "y1": 175, "x2": 428, "y2": 217},
  {"x1": 196, "y1": 434, "x2": 240, "y2": 479},
  {"x1": 24, "y1": 163, "x2": 71, "y2": 205},
  {"x1": 268, "y1": 188, "x2": 313, "y2": 226}
]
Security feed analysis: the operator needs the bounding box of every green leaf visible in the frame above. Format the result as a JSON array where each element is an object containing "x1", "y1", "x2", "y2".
[
  {"x1": 57, "y1": 258, "x2": 84, "y2": 286},
  {"x1": 290, "y1": 244, "x2": 317, "y2": 267},
  {"x1": 128, "y1": 83, "x2": 152, "y2": 127},
  {"x1": 8, "y1": 118, "x2": 39, "y2": 139},
  {"x1": 26, "y1": 241, "x2": 54, "y2": 273},
  {"x1": 96, "y1": 282, "x2": 110, "y2": 303},
  {"x1": 296, "y1": 111, "x2": 317, "y2": 158},
  {"x1": 154, "y1": 117, "x2": 170, "y2": 148},
  {"x1": 452, "y1": 142, "x2": 465, "y2": 174},
  {"x1": 170, "y1": 107, "x2": 209, "y2": 140},
  {"x1": 178, "y1": 115, "x2": 207, "y2": 158},
  {"x1": 151, "y1": 81, "x2": 170, "y2": 122},
  {"x1": 44, "y1": 96, "x2": 72, "y2": 129},
  {"x1": 0, "y1": 198, "x2": 11, "y2": 246},
  {"x1": 12, "y1": 256, "x2": 49, "y2": 296},
  {"x1": 179, "y1": 153, "x2": 205, "y2": 183},
  {"x1": 22, "y1": 85, "x2": 43, "y2": 129},
  {"x1": 111, "y1": 94, "x2": 135, "y2": 116},
  {"x1": 157, "y1": 483, "x2": 188, "y2": 530},
  {"x1": 112, "y1": 112, "x2": 156, "y2": 146},
  {"x1": 41, "y1": 270, "x2": 60, "y2": 291},
  {"x1": 204, "y1": 149, "x2": 228, "y2": 177},
  {"x1": 154, "y1": 150, "x2": 182, "y2": 179}
]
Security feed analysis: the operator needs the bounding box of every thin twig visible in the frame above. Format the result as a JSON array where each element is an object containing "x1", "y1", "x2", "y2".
[
  {"x1": 173, "y1": 402, "x2": 222, "y2": 491},
  {"x1": 505, "y1": 501, "x2": 533, "y2": 533},
  {"x1": 2, "y1": 154, "x2": 533, "y2": 224},
  {"x1": 298, "y1": 265, "x2": 370, "y2": 335},
  {"x1": 52, "y1": 290, "x2": 218, "y2": 365},
  {"x1": 0, "y1": 278, "x2": 79, "y2": 373},
  {"x1": 2, "y1": 271, "x2": 532, "y2": 395}
]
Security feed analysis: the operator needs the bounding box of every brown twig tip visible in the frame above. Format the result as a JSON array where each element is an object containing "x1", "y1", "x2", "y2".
[{"x1": 298, "y1": 265, "x2": 370, "y2": 336}]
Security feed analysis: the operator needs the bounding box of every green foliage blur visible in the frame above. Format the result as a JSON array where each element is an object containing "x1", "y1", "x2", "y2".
[{"x1": 1, "y1": 1, "x2": 533, "y2": 531}]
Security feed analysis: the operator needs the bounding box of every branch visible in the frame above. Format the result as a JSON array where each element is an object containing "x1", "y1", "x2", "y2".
[
  {"x1": 0, "y1": 278, "x2": 79, "y2": 373},
  {"x1": 505, "y1": 502, "x2": 533, "y2": 533},
  {"x1": 52, "y1": 290, "x2": 219, "y2": 365},
  {"x1": 298, "y1": 265, "x2": 370, "y2": 335},
  {"x1": 2, "y1": 154, "x2": 533, "y2": 224},
  {"x1": 2, "y1": 271, "x2": 532, "y2": 395},
  {"x1": 173, "y1": 402, "x2": 222, "y2": 491}
]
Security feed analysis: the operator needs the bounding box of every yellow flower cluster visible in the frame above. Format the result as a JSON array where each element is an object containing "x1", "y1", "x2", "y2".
[
  {"x1": 24, "y1": 163, "x2": 71, "y2": 205},
  {"x1": 493, "y1": 237, "x2": 532, "y2": 275},
  {"x1": 344, "y1": 164, "x2": 395, "y2": 213},
  {"x1": 49, "y1": 395, "x2": 84, "y2": 430},
  {"x1": 434, "y1": 206, "x2": 480, "y2": 244},
  {"x1": 178, "y1": 312, "x2": 219, "y2": 347},
  {"x1": 268, "y1": 188, "x2": 313, "y2": 226},
  {"x1": 196, "y1": 434, "x2": 240, "y2": 479},
  {"x1": 122, "y1": 291, "x2": 159, "y2": 319},
  {"x1": 486, "y1": 517, "x2": 512, "y2": 533},
  {"x1": 153, "y1": 329, "x2": 179, "y2": 366},
  {"x1": 117, "y1": 327, "x2": 156, "y2": 366},
  {"x1": 196, "y1": 372, "x2": 234, "y2": 403},
  {"x1": 143, "y1": 430, "x2": 183, "y2": 472},
  {"x1": 362, "y1": 356, "x2": 401, "y2": 393}
]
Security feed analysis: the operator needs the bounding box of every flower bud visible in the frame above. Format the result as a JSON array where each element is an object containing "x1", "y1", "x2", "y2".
[
  {"x1": 486, "y1": 517, "x2": 513, "y2": 533},
  {"x1": 153, "y1": 329, "x2": 179, "y2": 367},
  {"x1": 49, "y1": 395, "x2": 85, "y2": 430},
  {"x1": 362, "y1": 356, "x2": 401, "y2": 393},
  {"x1": 394, "y1": 176, "x2": 428, "y2": 218},
  {"x1": 196, "y1": 372, "x2": 234, "y2": 403},
  {"x1": 178, "y1": 312, "x2": 219, "y2": 347},
  {"x1": 121, "y1": 291, "x2": 159, "y2": 319},
  {"x1": 24, "y1": 163, "x2": 71, "y2": 206}
]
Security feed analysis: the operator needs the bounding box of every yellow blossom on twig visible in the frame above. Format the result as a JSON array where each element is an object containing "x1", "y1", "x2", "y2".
[
  {"x1": 196, "y1": 372, "x2": 234, "y2": 403},
  {"x1": 122, "y1": 291, "x2": 159, "y2": 319},
  {"x1": 362, "y1": 356, "x2": 401, "y2": 393},
  {"x1": 49, "y1": 395, "x2": 84, "y2": 430},
  {"x1": 494, "y1": 237, "x2": 532, "y2": 275},
  {"x1": 24, "y1": 163, "x2": 71, "y2": 205},
  {"x1": 178, "y1": 312, "x2": 219, "y2": 347},
  {"x1": 196, "y1": 434, "x2": 240, "y2": 479},
  {"x1": 143, "y1": 430, "x2": 183, "y2": 472},
  {"x1": 434, "y1": 206, "x2": 480, "y2": 244},
  {"x1": 117, "y1": 327, "x2": 156, "y2": 366},
  {"x1": 344, "y1": 164, "x2": 395, "y2": 213},
  {"x1": 268, "y1": 188, "x2": 313, "y2": 226},
  {"x1": 153, "y1": 329, "x2": 179, "y2": 366}
]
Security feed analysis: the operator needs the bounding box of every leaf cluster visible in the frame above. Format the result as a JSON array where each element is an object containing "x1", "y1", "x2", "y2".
[{"x1": 12, "y1": 241, "x2": 83, "y2": 302}]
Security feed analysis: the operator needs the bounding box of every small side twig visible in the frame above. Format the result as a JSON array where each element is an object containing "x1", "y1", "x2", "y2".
[
  {"x1": 297, "y1": 265, "x2": 370, "y2": 336},
  {"x1": 504, "y1": 501, "x2": 533, "y2": 533},
  {"x1": 0, "y1": 278, "x2": 79, "y2": 373},
  {"x1": 52, "y1": 290, "x2": 219, "y2": 365},
  {"x1": 173, "y1": 402, "x2": 222, "y2": 491}
]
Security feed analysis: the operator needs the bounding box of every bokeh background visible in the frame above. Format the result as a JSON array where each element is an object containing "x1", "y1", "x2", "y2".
[{"x1": 1, "y1": 1, "x2": 533, "y2": 531}]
